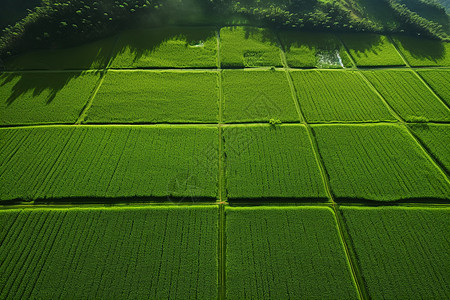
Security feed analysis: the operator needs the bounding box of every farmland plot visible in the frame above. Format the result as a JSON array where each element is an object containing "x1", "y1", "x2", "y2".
[
  {"x1": 341, "y1": 206, "x2": 450, "y2": 299},
  {"x1": 391, "y1": 35, "x2": 450, "y2": 67},
  {"x1": 109, "y1": 27, "x2": 218, "y2": 68},
  {"x1": 410, "y1": 124, "x2": 450, "y2": 173},
  {"x1": 0, "y1": 206, "x2": 218, "y2": 299},
  {"x1": 417, "y1": 70, "x2": 450, "y2": 106},
  {"x1": 278, "y1": 32, "x2": 352, "y2": 68},
  {"x1": 222, "y1": 70, "x2": 299, "y2": 122},
  {"x1": 3, "y1": 37, "x2": 116, "y2": 70},
  {"x1": 220, "y1": 26, "x2": 283, "y2": 68},
  {"x1": 223, "y1": 125, "x2": 327, "y2": 200},
  {"x1": 340, "y1": 33, "x2": 405, "y2": 66},
  {"x1": 0, "y1": 126, "x2": 218, "y2": 201},
  {"x1": 0, "y1": 71, "x2": 100, "y2": 125},
  {"x1": 290, "y1": 70, "x2": 395, "y2": 122},
  {"x1": 363, "y1": 70, "x2": 450, "y2": 122},
  {"x1": 85, "y1": 70, "x2": 219, "y2": 123},
  {"x1": 312, "y1": 124, "x2": 450, "y2": 202},
  {"x1": 226, "y1": 207, "x2": 359, "y2": 299}
]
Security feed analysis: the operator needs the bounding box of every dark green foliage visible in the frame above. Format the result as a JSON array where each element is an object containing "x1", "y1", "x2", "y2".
[
  {"x1": 313, "y1": 124, "x2": 450, "y2": 202},
  {"x1": 226, "y1": 206, "x2": 359, "y2": 299},
  {"x1": 341, "y1": 206, "x2": 450, "y2": 299},
  {"x1": 0, "y1": 206, "x2": 218, "y2": 298}
]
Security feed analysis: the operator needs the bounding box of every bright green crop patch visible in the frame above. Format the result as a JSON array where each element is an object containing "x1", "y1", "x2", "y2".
[
  {"x1": 0, "y1": 72, "x2": 100, "y2": 125},
  {"x1": 222, "y1": 70, "x2": 299, "y2": 122},
  {"x1": 313, "y1": 124, "x2": 450, "y2": 202},
  {"x1": 223, "y1": 125, "x2": 327, "y2": 200},
  {"x1": 85, "y1": 71, "x2": 219, "y2": 123},
  {"x1": 392, "y1": 35, "x2": 450, "y2": 67},
  {"x1": 341, "y1": 206, "x2": 450, "y2": 299},
  {"x1": 109, "y1": 27, "x2": 218, "y2": 68},
  {"x1": 0, "y1": 206, "x2": 218, "y2": 299},
  {"x1": 220, "y1": 26, "x2": 283, "y2": 68},
  {"x1": 417, "y1": 70, "x2": 450, "y2": 106},
  {"x1": 226, "y1": 206, "x2": 359, "y2": 299},
  {"x1": 0, "y1": 126, "x2": 218, "y2": 201},
  {"x1": 278, "y1": 32, "x2": 352, "y2": 68},
  {"x1": 4, "y1": 37, "x2": 115, "y2": 70},
  {"x1": 340, "y1": 34, "x2": 405, "y2": 66},
  {"x1": 290, "y1": 70, "x2": 395, "y2": 122},
  {"x1": 410, "y1": 124, "x2": 450, "y2": 173},
  {"x1": 363, "y1": 70, "x2": 450, "y2": 122}
]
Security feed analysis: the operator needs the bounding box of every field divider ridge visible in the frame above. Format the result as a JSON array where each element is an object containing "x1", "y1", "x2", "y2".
[
  {"x1": 218, "y1": 204, "x2": 226, "y2": 300},
  {"x1": 75, "y1": 69, "x2": 107, "y2": 124},
  {"x1": 336, "y1": 34, "x2": 357, "y2": 69},
  {"x1": 280, "y1": 40, "x2": 368, "y2": 299}
]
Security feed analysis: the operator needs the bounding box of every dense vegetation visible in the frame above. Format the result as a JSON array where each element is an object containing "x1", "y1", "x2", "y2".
[{"x1": 0, "y1": 0, "x2": 449, "y2": 59}]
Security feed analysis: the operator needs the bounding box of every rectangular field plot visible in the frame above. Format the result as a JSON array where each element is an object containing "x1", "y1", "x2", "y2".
[
  {"x1": 341, "y1": 207, "x2": 450, "y2": 299},
  {"x1": 222, "y1": 70, "x2": 299, "y2": 123},
  {"x1": 363, "y1": 70, "x2": 450, "y2": 122},
  {"x1": 109, "y1": 27, "x2": 218, "y2": 68},
  {"x1": 410, "y1": 124, "x2": 450, "y2": 173},
  {"x1": 0, "y1": 206, "x2": 218, "y2": 299},
  {"x1": 220, "y1": 27, "x2": 283, "y2": 68},
  {"x1": 223, "y1": 125, "x2": 327, "y2": 200},
  {"x1": 0, "y1": 126, "x2": 218, "y2": 201},
  {"x1": 226, "y1": 207, "x2": 359, "y2": 299},
  {"x1": 417, "y1": 70, "x2": 450, "y2": 106},
  {"x1": 85, "y1": 71, "x2": 219, "y2": 123},
  {"x1": 340, "y1": 34, "x2": 405, "y2": 66},
  {"x1": 290, "y1": 70, "x2": 395, "y2": 122},
  {"x1": 278, "y1": 32, "x2": 352, "y2": 68},
  {"x1": 4, "y1": 37, "x2": 115, "y2": 70},
  {"x1": 392, "y1": 35, "x2": 450, "y2": 67},
  {"x1": 312, "y1": 124, "x2": 450, "y2": 202},
  {"x1": 0, "y1": 72, "x2": 100, "y2": 125}
]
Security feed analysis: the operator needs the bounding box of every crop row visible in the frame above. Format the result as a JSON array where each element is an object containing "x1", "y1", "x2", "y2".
[
  {"x1": 1, "y1": 205, "x2": 448, "y2": 299},
  {"x1": 0, "y1": 124, "x2": 448, "y2": 202},
  {"x1": 3, "y1": 27, "x2": 449, "y2": 71}
]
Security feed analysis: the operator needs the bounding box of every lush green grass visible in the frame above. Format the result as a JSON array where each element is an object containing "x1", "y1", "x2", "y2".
[
  {"x1": 392, "y1": 35, "x2": 450, "y2": 67},
  {"x1": 410, "y1": 124, "x2": 450, "y2": 173},
  {"x1": 0, "y1": 126, "x2": 218, "y2": 201},
  {"x1": 278, "y1": 31, "x2": 352, "y2": 68},
  {"x1": 417, "y1": 69, "x2": 450, "y2": 106},
  {"x1": 226, "y1": 206, "x2": 359, "y2": 299},
  {"x1": 340, "y1": 33, "x2": 405, "y2": 66},
  {"x1": 85, "y1": 70, "x2": 219, "y2": 123},
  {"x1": 220, "y1": 26, "x2": 283, "y2": 68},
  {"x1": 109, "y1": 27, "x2": 218, "y2": 69},
  {"x1": 4, "y1": 37, "x2": 115, "y2": 70},
  {"x1": 223, "y1": 125, "x2": 327, "y2": 200},
  {"x1": 363, "y1": 70, "x2": 450, "y2": 122},
  {"x1": 341, "y1": 206, "x2": 450, "y2": 299},
  {"x1": 312, "y1": 124, "x2": 450, "y2": 202},
  {"x1": 0, "y1": 206, "x2": 218, "y2": 299},
  {"x1": 0, "y1": 71, "x2": 100, "y2": 125},
  {"x1": 290, "y1": 70, "x2": 395, "y2": 122},
  {"x1": 222, "y1": 69, "x2": 299, "y2": 123}
]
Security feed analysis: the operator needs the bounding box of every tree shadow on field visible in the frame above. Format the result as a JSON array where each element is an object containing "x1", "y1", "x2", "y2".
[
  {"x1": 339, "y1": 33, "x2": 386, "y2": 57},
  {"x1": 391, "y1": 34, "x2": 445, "y2": 63},
  {"x1": 278, "y1": 31, "x2": 341, "y2": 52}
]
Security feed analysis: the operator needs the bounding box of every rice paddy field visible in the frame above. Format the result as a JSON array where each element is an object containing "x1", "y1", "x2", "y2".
[{"x1": 1, "y1": 26, "x2": 449, "y2": 299}]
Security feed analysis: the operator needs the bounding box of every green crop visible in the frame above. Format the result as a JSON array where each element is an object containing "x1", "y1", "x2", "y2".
[
  {"x1": 392, "y1": 35, "x2": 450, "y2": 67},
  {"x1": 226, "y1": 206, "x2": 359, "y2": 299},
  {"x1": 223, "y1": 125, "x2": 327, "y2": 200},
  {"x1": 0, "y1": 206, "x2": 218, "y2": 299},
  {"x1": 222, "y1": 69, "x2": 298, "y2": 123},
  {"x1": 341, "y1": 206, "x2": 450, "y2": 299},
  {"x1": 340, "y1": 34, "x2": 405, "y2": 66},
  {"x1": 290, "y1": 70, "x2": 395, "y2": 122},
  {"x1": 364, "y1": 70, "x2": 450, "y2": 122},
  {"x1": 0, "y1": 71, "x2": 100, "y2": 125},
  {"x1": 85, "y1": 70, "x2": 219, "y2": 123},
  {"x1": 312, "y1": 124, "x2": 450, "y2": 202},
  {"x1": 109, "y1": 27, "x2": 218, "y2": 69},
  {"x1": 0, "y1": 126, "x2": 218, "y2": 201},
  {"x1": 220, "y1": 26, "x2": 283, "y2": 68},
  {"x1": 417, "y1": 69, "x2": 450, "y2": 106}
]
